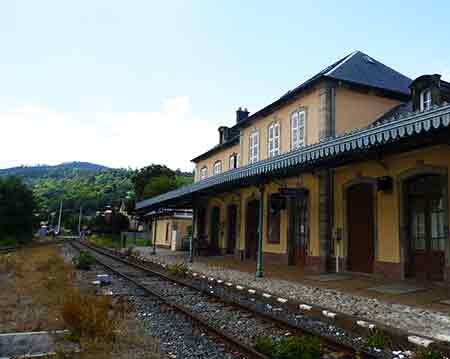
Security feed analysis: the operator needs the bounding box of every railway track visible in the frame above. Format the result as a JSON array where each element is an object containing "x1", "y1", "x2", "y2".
[{"x1": 69, "y1": 240, "x2": 393, "y2": 359}]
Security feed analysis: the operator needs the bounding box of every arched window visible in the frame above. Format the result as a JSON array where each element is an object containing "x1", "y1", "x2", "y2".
[
  {"x1": 200, "y1": 166, "x2": 208, "y2": 180},
  {"x1": 213, "y1": 160, "x2": 222, "y2": 175},
  {"x1": 420, "y1": 89, "x2": 432, "y2": 111},
  {"x1": 291, "y1": 108, "x2": 306, "y2": 150},
  {"x1": 268, "y1": 121, "x2": 280, "y2": 158},
  {"x1": 249, "y1": 130, "x2": 260, "y2": 164}
]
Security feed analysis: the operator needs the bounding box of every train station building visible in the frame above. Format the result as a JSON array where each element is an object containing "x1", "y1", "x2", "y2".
[{"x1": 136, "y1": 51, "x2": 450, "y2": 282}]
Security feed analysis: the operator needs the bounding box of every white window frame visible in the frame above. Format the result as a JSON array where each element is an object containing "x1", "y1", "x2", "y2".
[
  {"x1": 200, "y1": 166, "x2": 208, "y2": 180},
  {"x1": 291, "y1": 108, "x2": 306, "y2": 150},
  {"x1": 420, "y1": 89, "x2": 432, "y2": 111},
  {"x1": 213, "y1": 160, "x2": 222, "y2": 175},
  {"x1": 229, "y1": 153, "x2": 238, "y2": 170},
  {"x1": 268, "y1": 121, "x2": 281, "y2": 158},
  {"x1": 249, "y1": 130, "x2": 260, "y2": 164}
]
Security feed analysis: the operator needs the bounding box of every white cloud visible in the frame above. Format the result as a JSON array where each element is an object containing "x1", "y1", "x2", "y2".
[{"x1": 0, "y1": 97, "x2": 218, "y2": 171}]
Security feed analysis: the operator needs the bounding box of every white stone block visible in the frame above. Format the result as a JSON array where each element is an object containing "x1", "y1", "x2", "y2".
[
  {"x1": 277, "y1": 297, "x2": 288, "y2": 303},
  {"x1": 299, "y1": 304, "x2": 312, "y2": 311},
  {"x1": 408, "y1": 336, "x2": 433, "y2": 347},
  {"x1": 248, "y1": 289, "x2": 256, "y2": 294},
  {"x1": 322, "y1": 310, "x2": 337, "y2": 319},
  {"x1": 236, "y1": 285, "x2": 244, "y2": 290},
  {"x1": 262, "y1": 293, "x2": 272, "y2": 298}
]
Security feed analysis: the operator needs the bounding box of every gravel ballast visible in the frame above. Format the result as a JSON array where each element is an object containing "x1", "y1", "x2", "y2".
[{"x1": 137, "y1": 247, "x2": 450, "y2": 342}]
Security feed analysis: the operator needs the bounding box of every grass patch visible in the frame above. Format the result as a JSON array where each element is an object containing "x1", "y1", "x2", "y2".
[
  {"x1": 72, "y1": 251, "x2": 95, "y2": 270},
  {"x1": 413, "y1": 348, "x2": 445, "y2": 359},
  {"x1": 255, "y1": 335, "x2": 323, "y2": 359},
  {"x1": 167, "y1": 262, "x2": 188, "y2": 276},
  {"x1": 0, "y1": 244, "x2": 161, "y2": 358},
  {"x1": 88, "y1": 234, "x2": 122, "y2": 249},
  {"x1": 0, "y1": 237, "x2": 19, "y2": 247},
  {"x1": 361, "y1": 328, "x2": 390, "y2": 351}
]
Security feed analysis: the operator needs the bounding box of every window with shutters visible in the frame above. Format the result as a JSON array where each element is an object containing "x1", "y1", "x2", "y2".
[
  {"x1": 249, "y1": 130, "x2": 259, "y2": 164},
  {"x1": 200, "y1": 166, "x2": 208, "y2": 180},
  {"x1": 213, "y1": 161, "x2": 222, "y2": 175},
  {"x1": 268, "y1": 121, "x2": 280, "y2": 158},
  {"x1": 291, "y1": 109, "x2": 306, "y2": 150}
]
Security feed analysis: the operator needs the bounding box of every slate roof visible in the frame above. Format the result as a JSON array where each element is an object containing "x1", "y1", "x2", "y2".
[
  {"x1": 136, "y1": 103, "x2": 450, "y2": 211},
  {"x1": 191, "y1": 51, "x2": 412, "y2": 161}
]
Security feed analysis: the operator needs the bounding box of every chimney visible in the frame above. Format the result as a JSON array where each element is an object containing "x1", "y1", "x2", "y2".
[{"x1": 236, "y1": 107, "x2": 249, "y2": 123}]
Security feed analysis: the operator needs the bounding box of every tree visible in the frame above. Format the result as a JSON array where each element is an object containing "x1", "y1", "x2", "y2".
[
  {"x1": 131, "y1": 165, "x2": 178, "y2": 200},
  {"x1": 0, "y1": 176, "x2": 37, "y2": 242}
]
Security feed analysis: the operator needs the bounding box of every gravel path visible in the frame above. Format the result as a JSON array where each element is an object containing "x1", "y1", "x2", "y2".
[{"x1": 137, "y1": 247, "x2": 450, "y2": 341}]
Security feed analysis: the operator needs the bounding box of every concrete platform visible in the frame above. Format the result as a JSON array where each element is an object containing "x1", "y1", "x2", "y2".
[
  {"x1": 0, "y1": 330, "x2": 75, "y2": 358},
  {"x1": 305, "y1": 274, "x2": 351, "y2": 282},
  {"x1": 368, "y1": 283, "x2": 427, "y2": 295}
]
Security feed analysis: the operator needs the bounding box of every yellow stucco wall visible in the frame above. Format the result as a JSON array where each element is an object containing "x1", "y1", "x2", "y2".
[
  {"x1": 194, "y1": 144, "x2": 240, "y2": 182},
  {"x1": 334, "y1": 88, "x2": 403, "y2": 135},
  {"x1": 152, "y1": 217, "x2": 192, "y2": 247},
  {"x1": 240, "y1": 88, "x2": 321, "y2": 166},
  {"x1": 334, "y1": 145, "x2": 450, "y2": 264},
  {"x1": 199, "y1": 173, "x2": 321, "y2": 258}
]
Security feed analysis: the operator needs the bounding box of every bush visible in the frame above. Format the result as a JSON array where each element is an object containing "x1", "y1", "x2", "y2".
[
  {"x1": 414, "y1": 348, "x2": 445, "y2": 359},
  {"x1": 61, "y1": 288, "x2": 127, "y2": 342},
  {"x1": 167, "y1": 262, "x2": 188, "y2": 276},
  {"x1": 72, "y1": 250, "x2": 95, "y2": 270},
  {"x1": 361, "y1": 328, "x2": 389, "y2": 351},
  {"x1": 255, "y1": 335, "x2": 322, "y2": 359},
  {"x1": 255, "y1": 336, "x2": 276, "y2": 357}
]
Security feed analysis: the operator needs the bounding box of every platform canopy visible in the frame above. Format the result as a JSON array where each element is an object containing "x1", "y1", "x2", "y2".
[{"x1": 136, "y1": 103, "x2": 450, "y2": 212}]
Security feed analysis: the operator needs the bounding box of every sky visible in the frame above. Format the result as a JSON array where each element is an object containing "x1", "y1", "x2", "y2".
[{"x1": 1, "y1": 1, "x2": 450, "y2": 171}]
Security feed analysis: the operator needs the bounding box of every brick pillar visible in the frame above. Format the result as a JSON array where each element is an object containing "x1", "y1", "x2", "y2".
[{"x1": 318, "y1": 83, "x2": 335, "y2": 140}]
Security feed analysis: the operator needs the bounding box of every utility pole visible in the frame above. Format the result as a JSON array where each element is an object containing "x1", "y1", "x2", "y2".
[
  {"x1": 57, "y1": 201, "x2": 63, "y2": 235},
  {"x1": 78, "y1": 206, "x2": 83, "y2": 237}
]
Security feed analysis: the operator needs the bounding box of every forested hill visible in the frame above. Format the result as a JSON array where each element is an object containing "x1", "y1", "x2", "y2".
[
  {"x1": 0, "y1": 162, "x2": 194, "y2": 215},
  {"x1": 0, "y1": 162, "x2": 134, "y2": 214}
]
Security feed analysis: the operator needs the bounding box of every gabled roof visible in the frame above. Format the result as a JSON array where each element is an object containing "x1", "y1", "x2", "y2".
[{"x1": 136, "y1": 103, "x2": 450, "y2": 211}]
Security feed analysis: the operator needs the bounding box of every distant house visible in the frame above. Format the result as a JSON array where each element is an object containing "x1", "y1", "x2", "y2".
[
  {"x1": 146, "y1": 209, "x2": 193, "y2": 251},
  {"x1": 136, "y1": 50, "x2": 450, "y2": 282}
]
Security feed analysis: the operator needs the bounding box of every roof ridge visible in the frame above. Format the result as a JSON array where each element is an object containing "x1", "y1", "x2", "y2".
[{"x1": 324, "y1": 50, "x2": 359, "y2": 76}]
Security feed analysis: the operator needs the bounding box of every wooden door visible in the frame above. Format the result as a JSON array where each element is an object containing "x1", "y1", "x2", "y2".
[
  {"x1": 407, "y1": 175, "x2": 446, "y2": 281},
  {"x1": 347, "y1": 183, "x2": 375, "y2": 273},
  {"x1": 226, "y1": 205, "x2": 237, "y2": 254},
  {"x1": 245, "y1": 200, "x2": 259, "y2": 260},
  {"x1": 288, "y1": 194, "x2": 309, "y2": 266},
  {"x1": 210, "y1": 207, "x2": 220, "y2": 252}
]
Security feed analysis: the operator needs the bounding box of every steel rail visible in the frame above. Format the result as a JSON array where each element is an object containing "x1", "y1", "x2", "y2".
[
  {"x1": 73, "y1": 240, "x2": 381, "y2": 358},
  {"x1": 70, "y1": 240, "x2": 269, "y2": 359}
]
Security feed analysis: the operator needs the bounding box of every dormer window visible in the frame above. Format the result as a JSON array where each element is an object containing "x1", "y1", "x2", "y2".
[
  {"x1": 213, "y1": 161, "x2": 222, "y2": 175},
  {"x1": 200, "y1": 166, "x2": 208, "y2": 180},
  {"x1": 420, "y1": 89, "x2": 432, "y2": 111}
]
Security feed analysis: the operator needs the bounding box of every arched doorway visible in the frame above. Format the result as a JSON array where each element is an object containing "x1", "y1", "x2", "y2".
[
  {"x1": 245, "y1": 200, "x2": 259, "y2": 260},
  {"x1": 210, "y1": 206, "x2": 221, "y2": 253},
  {"x1": 288, "y1": 191, "x2": 309, "y2": 267},
  {"x1": 346, "y1": 183, "x2": 375, "y2": 273},
  {"x1": 226, "y1": 204, "x2": 237, "y2": 254},
  {"x1": 405, "y1": 174, "x2": 446, "y2": 281}
]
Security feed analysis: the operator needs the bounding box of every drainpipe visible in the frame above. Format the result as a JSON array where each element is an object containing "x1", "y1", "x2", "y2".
[
  {"x1": 189, "y1": 207, "x2": 196, "y2": 263},
  {"x1": 152, "y1": 216, "x2": 157, "y2": 255},
  {"x1": 256, "y1": 185, "x2": 265, "y2": 278}
]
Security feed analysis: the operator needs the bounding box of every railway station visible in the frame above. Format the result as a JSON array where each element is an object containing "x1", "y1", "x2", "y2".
[{"x1": 137, "y1": 51, "x2": 450, "y2": 285}]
